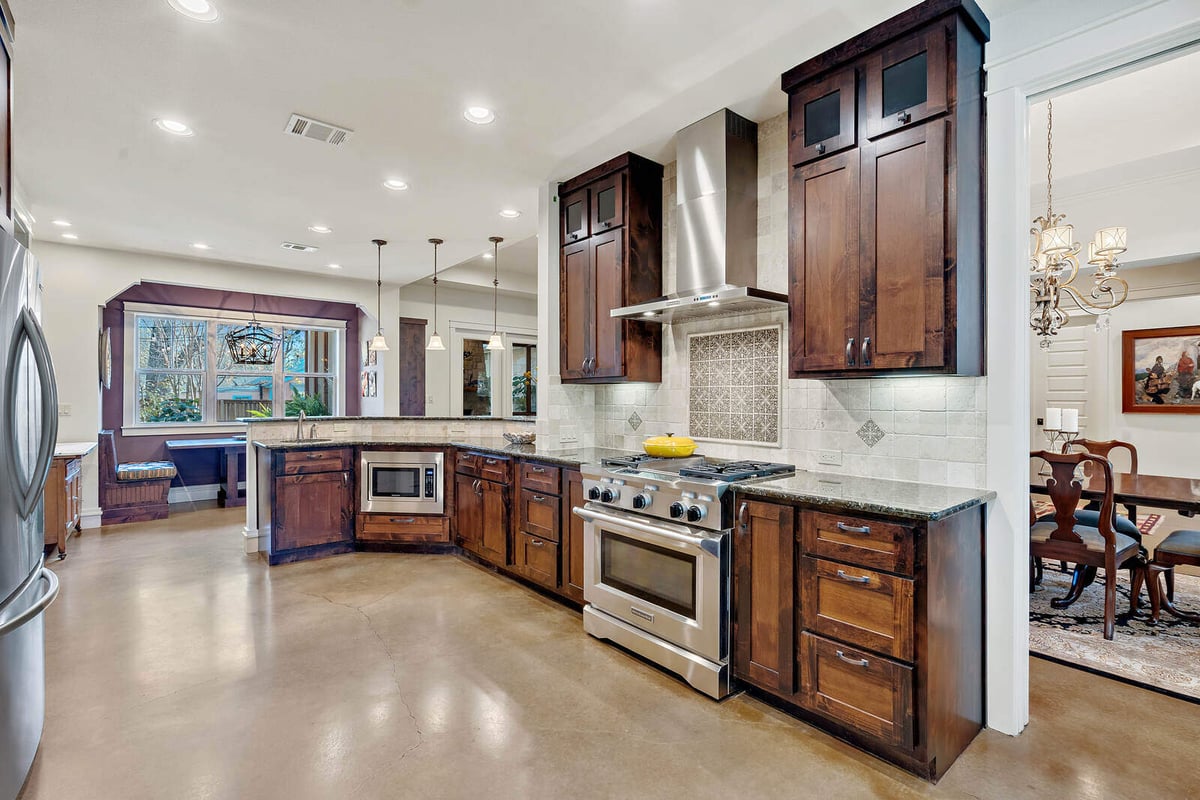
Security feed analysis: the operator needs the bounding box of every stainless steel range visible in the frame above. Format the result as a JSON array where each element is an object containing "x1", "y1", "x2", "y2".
[{"x1": 573, "y1": 454, "x2": 794, "y2": 699}]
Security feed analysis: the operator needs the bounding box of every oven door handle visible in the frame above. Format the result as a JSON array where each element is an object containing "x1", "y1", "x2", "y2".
[{"x1": 572, "y1": 504, "x2": 720, "y2": 555}]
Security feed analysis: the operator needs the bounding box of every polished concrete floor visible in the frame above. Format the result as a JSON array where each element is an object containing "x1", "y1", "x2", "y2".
[{"x1": 22, "y1": 505, "x2": 1200, "y2": 799}]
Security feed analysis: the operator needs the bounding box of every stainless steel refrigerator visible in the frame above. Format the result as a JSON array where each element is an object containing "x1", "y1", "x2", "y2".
[{"x1": 0, "y1": 229, "x2": 59, "y2": 799}]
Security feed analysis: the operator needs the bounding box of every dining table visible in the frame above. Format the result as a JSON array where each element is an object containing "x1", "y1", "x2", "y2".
[
  {"x1": 165, "y1": 437, "x2": 248, "y2": 508},
  {"x1": 1030, "y1": 462, "x2": 1200, "y2": 610}
]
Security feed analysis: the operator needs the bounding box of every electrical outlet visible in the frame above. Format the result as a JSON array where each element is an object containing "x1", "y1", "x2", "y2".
[
  {"x1": 817, "y1": 449, "x2": 842, "y2": 466},
  {"x1": 57, "y1": 404, "x2": 71, "y2": 417},
  {"x1": 426, "y1": 395, "x2": 434, "y2": 404},
  {"x1": 332, "y1": 424, "x2": 350, "y2": 435},
  {"x1": 560, "y1": 426, "x2": 578, "y2": 445}
]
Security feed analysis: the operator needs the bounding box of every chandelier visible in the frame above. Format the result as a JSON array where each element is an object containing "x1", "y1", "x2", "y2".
[
  {"x1": 224, "y1": 296, "x2": 280, "y2": 365},
  {"x1": 1029, "y1": 99, "x2": 1129, "y2": 349}
]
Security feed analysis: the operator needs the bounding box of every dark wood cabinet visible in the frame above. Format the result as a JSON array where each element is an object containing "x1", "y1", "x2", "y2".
[
  {"x1": 262, "y1": 445, "x2": 356, "y2": 564},
  {"x1": 561, "y1": 469, "x2": 586, "y2": 603},
  {"x1": 732, "y1": 499, "x2": 797, "y2": 695},
  {"x1": 455, "y1": 474, "x2": 484, "y2": 553},
  {"x1": 782, "y1": 0, "x2": 987, "y2": 378},
  {"x1": 455, "y1": 453, "x2": 510, "y2": 567},
  {"x1": 558, "y1": 152, "x2": 663, "y2": 384},
  {"x1": 730, "y1": 494, "x2": 985, "y2": 781}
]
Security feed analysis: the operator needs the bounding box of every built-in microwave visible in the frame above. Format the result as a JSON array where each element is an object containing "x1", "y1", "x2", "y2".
[{"x1": 360, "y1": 451, "x2": 444, "y2": 515}]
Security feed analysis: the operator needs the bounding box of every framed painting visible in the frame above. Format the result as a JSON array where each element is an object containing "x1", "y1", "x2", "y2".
[{"x1": 1122, "y1": 325, "x2": 1200, "y2": 413}]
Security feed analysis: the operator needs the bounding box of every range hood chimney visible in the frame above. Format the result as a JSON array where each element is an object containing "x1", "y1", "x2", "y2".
[{"x1": 611, "y1": 109, "x2": 787, "y2": 324}]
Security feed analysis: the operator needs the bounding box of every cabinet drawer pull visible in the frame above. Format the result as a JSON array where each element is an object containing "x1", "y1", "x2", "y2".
[
  {"x1": 836, "y1": 650, "x2": 870, "y2": 668},
  {"x1": 530, "y1": 466, "x2": 546, "y2": 474},
  {"x1": 343, "y1": 472, "x2": 349, "y2": 486},
  {"x1": 846, "y1": 337, "x2": 856, "y2": 366},
  {"x1": 389, "y1": 517, "x2": 416, "y2": 524},
  {"x1": 836, "y1": 521, "x2": 871, "y2": 535},
  {"x1": 306, "y1": 453, "x2": 325, "y2": 459},
  {"x1": 531, "y1": 495, "x2": 547, "y2": 503},
  {"x1": 484, "y1": 458, "x2": 499, "y2": 465},
  {"x1": 897, "y1": 111, "x2": 911, "y2": 124},
  {"x1": 861, "y1": 337, "x2": 871, "y2": 367},
  {"x1": 835, "y1": 569, "x2": 872, "y2": 584},
  {"x1": 529, "y1": 537, "x2": 544, "y2": 547},
  {"x1": 737, "y1": 502, "x2": 749, "y2": 529}
]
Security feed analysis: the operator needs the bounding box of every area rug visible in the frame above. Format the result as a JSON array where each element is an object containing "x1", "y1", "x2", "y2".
[
  {"x1": 1031, "y1": 500, "x2": 1163, "y2": 538},
  {"x1": 1029, "y1": 569, "x2": 1200, "y2": 701}
]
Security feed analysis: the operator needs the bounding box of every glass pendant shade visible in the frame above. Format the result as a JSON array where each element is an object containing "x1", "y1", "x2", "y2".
[
  {"x1": 368, "y1": 332, "x2": 389, "y2": 351},
  {"x1": 426, "y1": 332, "x2": 445, "y2": 351},
  {"x1": 1094, "y1": 227, "x2": 1127, "y2": 257},
  {"x1": 486, "y1": 332, "x2": 505, "y2": 351},
  {"x1": 1040, "y1": 224, "x2": 1074, "y2": 255}
]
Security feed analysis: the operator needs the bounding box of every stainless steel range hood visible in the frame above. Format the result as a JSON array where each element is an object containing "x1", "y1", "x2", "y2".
[{"x1": 611, "y1": 109, "x2": 787, "y2": 324}]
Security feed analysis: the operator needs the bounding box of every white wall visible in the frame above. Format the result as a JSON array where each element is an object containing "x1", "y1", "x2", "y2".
[{"x1": 32, "y1": 241, "x2": 536, "y2": 522}]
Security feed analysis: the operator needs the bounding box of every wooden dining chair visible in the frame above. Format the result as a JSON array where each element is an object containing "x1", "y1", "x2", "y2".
[
  {"x1": 1030, "y1": 450, "x2": 1145, "y2": 640},
  {"x1": 1062, "y1": 438, "x2": 1139, "y2": 523}
]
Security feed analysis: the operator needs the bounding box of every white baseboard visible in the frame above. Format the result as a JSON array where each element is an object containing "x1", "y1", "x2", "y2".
[
  {"x1": 242, "y1": 527, "x2": 264, "y2": 554},
  {"x1": 81, "y1": 508, "x2": 102, "y2": 529}
]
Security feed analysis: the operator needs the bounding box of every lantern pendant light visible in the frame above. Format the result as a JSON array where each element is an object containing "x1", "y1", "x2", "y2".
[
  {"x1": 368, "y1": 238, "x2": 390, "y2": 351},
  {"x1": 426, "y1": 238, "x2": 446, "y2": 351},
  {"x1": 224, "y1": 294, "x2": 281, "y2": 365},
  {"x1": 486, "y1": 236, "x2": 504, "y2": 351}
]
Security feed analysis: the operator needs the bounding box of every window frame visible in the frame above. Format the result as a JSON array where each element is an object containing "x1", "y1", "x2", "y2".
[{"x1": 122, "y1": 303, "x2": 345, "y2": 435}]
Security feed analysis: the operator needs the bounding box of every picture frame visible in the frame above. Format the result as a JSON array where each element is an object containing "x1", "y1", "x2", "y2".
[
  {"x1": 97, "y1": 327, "x2": 112, "y2": 390},
  {"x1": 368, "y1": 372, "x2": 377, "y2": 397},
  {"x1": 364, "y1": 341, "x2": 377, "y2": 367},
  {"x1": 1122, "y1": 325, "x2": 1200, "y2": 413},
  {"x1": 361, "y1": 371, "x2": 370, "y2": 397}
]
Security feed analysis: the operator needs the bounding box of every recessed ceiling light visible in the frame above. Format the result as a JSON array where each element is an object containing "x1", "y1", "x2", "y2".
[
  {"x1": 308, "y1": 225, "x2": 332, "y2": 234},
  {"x1": 166, "y1": 0, "x2": 220, "y2": 22},
  {"x1": 191, "y1": 242, "x2": 211, "y2": 250},
  {"x1": 61, "y1": 233, "x2": 79, "y2": 240},
  {"x1": 51, "y1": 219, "x2": 72, "y2": 227},
  {"x1": 326, "y1": 263, "x2": 343, "y2": 270},
  {"x1": 154, "y1": 118, "x2": 194, "y2": 136},
  {"x1": 464, "y1": 106, "x2": 495, "y2": 125},
  {"x1": 499, "y1": 209, "x2": 521, "y2": 219},
  {"x1": 383, "y1": 179, "x2": 409, "y2": 191}
]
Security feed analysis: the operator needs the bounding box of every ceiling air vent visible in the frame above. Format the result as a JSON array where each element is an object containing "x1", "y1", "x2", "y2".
[
  {"x1": 284, "y1": 113, "x2": 353, "y2": 147},
  {"x1": 280, "y1": 242, "x2": 319, "y2": 253}
]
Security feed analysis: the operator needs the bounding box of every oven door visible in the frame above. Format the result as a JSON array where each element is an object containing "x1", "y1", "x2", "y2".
[{"x1": 577, "y1": 504, "x2": 727, "y2": 663}]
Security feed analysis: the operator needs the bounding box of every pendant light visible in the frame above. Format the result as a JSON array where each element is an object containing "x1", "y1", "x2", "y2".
[
  {"x1": 224, "y1": 294, "x2": 281, "y2": 365},
  {"x1": 426, "y1": 238, "x2": 446, "y2": 351},
  {"x1": 368, "y1": 238, "x2": 390, "y2": 351},
  {"x1": 486, "y1": 236, "x2": 505, "y2": 351}
]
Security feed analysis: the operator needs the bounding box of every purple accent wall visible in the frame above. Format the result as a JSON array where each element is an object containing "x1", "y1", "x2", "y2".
[{"x1": 101, "y1": 282, "x2": 361, "y2": 485}]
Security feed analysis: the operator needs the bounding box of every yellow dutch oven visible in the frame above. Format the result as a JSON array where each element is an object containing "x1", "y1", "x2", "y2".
[{"x1": 642, "y1": 432, "x2": 697, "y2": 458}]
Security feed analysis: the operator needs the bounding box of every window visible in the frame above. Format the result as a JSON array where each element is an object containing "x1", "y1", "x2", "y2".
[
  {"x1": 511, "y1": 342, "x2": 537, "y2": 416},
  {"x1": 448, "y1": 325, "x2": 537, "y2": 417},
  {"x1": 129, "y1": 309, "x2": 342, "y2": 428}
]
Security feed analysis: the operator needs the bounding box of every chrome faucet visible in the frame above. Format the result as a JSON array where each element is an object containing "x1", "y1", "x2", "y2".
[{"x1": 296, "y1": 409, "x2": 306, "y2": 440}]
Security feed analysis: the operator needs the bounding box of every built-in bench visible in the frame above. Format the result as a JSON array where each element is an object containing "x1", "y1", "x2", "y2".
[{"x1": 99, "y1": 430, "x2": 177, "y2": 525}]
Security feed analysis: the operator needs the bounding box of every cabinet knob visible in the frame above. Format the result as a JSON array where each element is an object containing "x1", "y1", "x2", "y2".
[
  {"x1": 816, "y1": 142, "x2": 826, "y2": 155},
  {"x1": 897, "y1": 111, "x2": 912, "y2": 124},
  {"x1": 846, "y1": 337, "x2": 856, "y2": 367}
]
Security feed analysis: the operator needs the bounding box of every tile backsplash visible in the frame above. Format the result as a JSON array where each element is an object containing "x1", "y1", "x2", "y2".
[
  {"x1": 689, "y1": 327, "x2": 781, "y2": 444},
  {"x1": 537, "y1": 111, "x2": 988, "y2": 489}
]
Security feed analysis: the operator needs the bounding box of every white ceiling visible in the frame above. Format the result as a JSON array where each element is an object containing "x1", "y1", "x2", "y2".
[{"x1": 14, "y1": 0, "x2": 1021, "y2": 287}]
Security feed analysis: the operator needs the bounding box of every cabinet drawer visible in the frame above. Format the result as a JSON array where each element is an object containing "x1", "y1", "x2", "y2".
[
  {"x1": 513, "y1": 531, "x2": 559, "y2": 590},
  {"x1": 455, "y1": 451, "x2": 481, "y2": 477},
  {"x1": 799, "y1": 631, "x2": 913, "y2": 750},
  {"x1": 358, "y1": 514, "x2": 450, "y2": 543},
  {"x1": 802, "y1": 511, "x2": 915, "y2": 575},
  {"x1": 65, "y1": 457, "x2": 82, "y2": 481},
  {"x1": 800, "y1": 556, "x2": 914, "y2": 662},
  {"x1": 280, "y1": 447, "x2": 352, "y2": 475},
  {"x1": 520, "y1": 461, "x2": 561, "y2": 495},
  {"x1": 519, "y1": 489, "x2": 561, "y2": 543},
  {"x1": 478, "y1": 454, "x2": 511, "y2": 483}
]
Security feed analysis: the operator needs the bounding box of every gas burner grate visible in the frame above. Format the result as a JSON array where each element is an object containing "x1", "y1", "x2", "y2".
[{"x1": 678, "y1": 461, "x2": 795, "y2": 481}]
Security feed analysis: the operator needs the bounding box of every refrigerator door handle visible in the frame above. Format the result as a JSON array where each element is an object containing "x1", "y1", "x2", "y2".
[
  {"x1": 0, "y1": 564, "x2": 58, "y2": 637},
  {"x1": 4, "y1": 307, "x2": 59, "y2": 519}
]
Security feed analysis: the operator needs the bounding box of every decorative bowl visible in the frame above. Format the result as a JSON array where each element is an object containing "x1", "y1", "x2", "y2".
[
  {"x1": 503, "y1": 431, "x2": 536, "y2": 445},
  {"x1": 642, "y1": 433, "x2": 697, "y2": 458}
]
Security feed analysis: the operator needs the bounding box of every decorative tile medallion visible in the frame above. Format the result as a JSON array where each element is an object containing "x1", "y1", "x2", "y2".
[
  {"x1": 857, "y1": 419, "x2": 886, "y2": 448},
  {"x1": 688, "y1": 327, "x2": 781, "y2": 444},
  {"x1": 627, "y1": 411, "x2": 642, "y2": 431}
]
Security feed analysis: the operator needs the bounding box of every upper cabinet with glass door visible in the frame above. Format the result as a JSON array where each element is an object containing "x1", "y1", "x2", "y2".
[{"x1": 863, "y1": 23, "x2": 949, "y2": 140}]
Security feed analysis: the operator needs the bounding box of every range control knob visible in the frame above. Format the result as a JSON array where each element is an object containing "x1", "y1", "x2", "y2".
[
  {"x1": 632, "y1": 493, "x2": 652, "y2": 510},
  {"x1": 686, "y1": 505, "x2": 706, "y2": 523},
  {"x1": 600, "y1": 488, "x2": 619, "y2": 503},
  {"x1": 587, "y1": 486, "x2": 602, "y2": 501},
  {"x1": 669, "y1": 501, "x2": 686, "y2": 519}
]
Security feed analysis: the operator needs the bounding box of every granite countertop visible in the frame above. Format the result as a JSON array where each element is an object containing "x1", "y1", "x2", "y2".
[
  {"x1": 253, "y1": 438, "x2": 638, "y2": 468},
  {"x1": 736, "y1": 471, "x2": 996, "y2": 521}
]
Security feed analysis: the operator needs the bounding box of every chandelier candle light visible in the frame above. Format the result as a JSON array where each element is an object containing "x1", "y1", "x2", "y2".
[
  {"x1": 426, "y1": 238, "x2": 446, "y2": 351},
  {"x1": 368, "y1": 238, "x2": 390, "y2": 352},
  {"x1": 1029, "y1": 99, "x2": 1129, "y2": 349},
  {"x1": 487, "y1": 236, "x2": 504, "y2": 351}
]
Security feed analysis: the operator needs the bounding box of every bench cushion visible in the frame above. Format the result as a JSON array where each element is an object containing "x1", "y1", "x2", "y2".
[
  {"x1": 116, "y1": 461, "x2": 177, "y2": 481},
  {"x1": 1157, "y1": 530, "x2": 1200, "y2": 560},
  {"x1": 1031, "y1": 521, "x2": 1137, "y2": 555}
]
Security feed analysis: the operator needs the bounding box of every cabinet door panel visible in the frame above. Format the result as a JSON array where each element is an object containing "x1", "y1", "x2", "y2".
[
  {"x1": 789, "y1": 69, "x2": 857, "y2": 166},
  {"x1": 590, "y1": 228, "x2": 625, "y2": 379},
  {"x1": 561, "y1": 187, "x2": 589, "y2": 245},
  {"x1": 561, "y1": 470, "x2": 586, "y2": 602},
  {"x1": 859, "y1": 121, "x2": 946, "y2": 370},
  {"x1": 455, "y1": 474, "x2": 483, "y2": 552},
  {"x1": 789, "y1": 152, "x2": 860, "y2": 376},
  {"x1": 590, "y1": 172, "x2": 625, "y2": 233},
  {"x1": 274, "y1": 472, "x2": 352, "y2": 551},
  {"x1": 479, "y1": 479, "x2": 509, "y2": 566},
  {"x1": 864, "y1": 24, "x2": 948, "y2": 140},
  {"x1": 560, "y1": 240, "x2": 593, "y2": 381},
  {"x1": 732, "y1": 500, "x2": 796, "y2": 695},
  {"x1": 519, "y1": 489, "x2": 561, "y2": 543}
]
